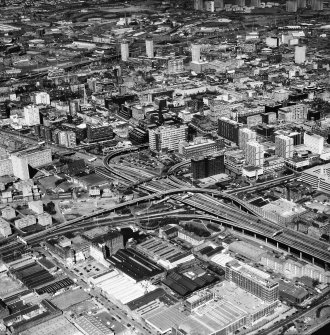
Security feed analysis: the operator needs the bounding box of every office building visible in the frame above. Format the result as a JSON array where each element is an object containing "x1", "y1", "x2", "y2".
[
  {"x1": 205, "y1": 0, "x2": 215, "y2": 11},
  {"x1": 246, "y1": 141, "x2": 264, "y2": 167},
  {"x1": 250, "y1": 0, "x2": 260, "y2": 6},
  {"x1": 278, "y1": 104, "x2": 308, "y2": 122},
  {"x1": 148, "y1": 125, "x2": 188, "y2": 152},
  {"x1": 311, "y1": 0, "x2": 323, "y2": 10},
  {"x1": 225, "y1": 260, "x2": 279, "y2": 303},
  {"x1": 168, "y1": 58, "x2": 184, "y2": 74},
  {"x1": 33, "y1": 92, "x2": 50, "y2": 105},
  {"x1": 191, "y1": 153, "x2": 225, "y2": 179},
  {"x1": 86, "y1": 124, "x2": 114, "y2": 143},
  {"x1": 23, "y1": 105, "x2": 40, "y2": 126},
  {"x1": 0, "y1": 156, "x2": 13, "y2": 177},
  {"x1": 191, "y1": 43, "x2": 201, "y2": 63},
  {"x1": 191, "y1": 156, "x2": 207, "y2": 179},
  {"x1": 194, "y1": 0, "x2": 204, "y2": 10},
  {"x1": 302, "y1": 163, "x2": 330, "y2": 193},
  {"x1": 178, "y1": 137, "x2": 222, "y2": 159},
  {"x1": 297, "y1": 0, "x2": 306, "y2": 7},
  {"x1": 286, "y1": 0, "x2": 298, "y2": 12},
  {"x1": 289, "y1": 131, "x2": 304, "y2": 146},
  {"x1": 218, "y1": 117, "x2": 241, "y2": 145},
  {"x1": 121, "y1": 40, "x2": 129, "y2": 61},
  {"x1": 239, "y1": 128, "x2": 256, "y2": 152},
  {"x1": 146, "y1": 38, "x2": 154, "y2": 58},
  {"x1": 58, "y1": 130, "x2": 76, "y2": 148},
  {"x1": 295, "y1": 46, "x2": 306, "y2": 64},
  {"x1": 275, "y1": 135, "x2": 294, "y2": 159},
  {"x1": 11, "y1": 147, "x2": 52, "y2": 180},
  {"x1": 129, "y1": 127, "x2": 148, "y2": 145},
  {"x1": 0, "y1": 217, "x2": 12, "y2": 237},
  {"x1": 304, "y1": 132, "x2": 324, "y2": 154}
]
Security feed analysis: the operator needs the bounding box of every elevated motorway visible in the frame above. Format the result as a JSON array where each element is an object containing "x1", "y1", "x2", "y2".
[
  {"x1": 101, "y1": 153, "x2": 330, "y2": 266},
  {"x1": 225, "y1": 174, "x2": 299, "y2": 195},
  {"x1": 9, "y1": 186, "x2": 327, "y2": 267}
]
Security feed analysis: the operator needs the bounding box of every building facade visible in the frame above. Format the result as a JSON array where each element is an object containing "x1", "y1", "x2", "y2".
[
  {"x1": 245, "y1": 141, "x2": 264, "y2": 167},
  {"x1": 275, "y1": 135, "x2": 294, "y2": 158},
  {"x1": 149, "y1": 125, "x2": 188, "y2": 152},
  {"x1": 225, "y1": 261, "x2": 279, "y2": 303},
  {"x1": 23, "y1": 105, "x2": 40, "y2": 126}
]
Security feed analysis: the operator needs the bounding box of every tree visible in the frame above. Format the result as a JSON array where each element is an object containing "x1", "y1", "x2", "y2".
[{"x1": 44, "y1": 201, "x2": 56, "y2": 215}]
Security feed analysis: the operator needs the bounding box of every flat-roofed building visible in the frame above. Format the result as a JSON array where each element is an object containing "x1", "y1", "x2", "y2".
[
  {"x1": 304, "y1": 132, "x2": 324, "y2": 154},
  {"x1": 301, "y1": 163, "x2": 330, "y2": 193},
  {"x1": 10, "y1": 147, "x2": 52, "y2": 180},
  {"x1": 278, "y1": 104, "x2": 308, "y2": 123},
  {"x1": 275, "y1": 135, "x2": 294, "y2": 158},
  {"x1": 0, "y1": 217, "x2": 12, "y2": 237},
  {"x1": 225, "y1": 260, "x2": 279, "y2": 303},
  {"x1": 149, "y1": 125, "x2": 188, "y2": 152},
  {"x1": 178, "y1": 137, "x2": 222, "y2": 159}
]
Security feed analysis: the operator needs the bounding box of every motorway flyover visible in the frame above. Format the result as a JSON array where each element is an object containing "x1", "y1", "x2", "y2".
[{"x1": 17, "y1": 187, "x2": 330, "y2": 268}]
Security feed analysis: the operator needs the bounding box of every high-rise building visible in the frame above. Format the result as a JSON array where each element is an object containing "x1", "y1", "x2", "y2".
[
  {"x1": 58, "y1": 131, "x2": 76, "y2": 148},
  {"x1": 148, "y1": 125, "x2": 188, "y2": 152},
  {"x1": 23, "y1": 105, "x2": 40, "y2": 126},
  {"x1": 194, "y1": 0, "x2": 204, "y2": 10},
  {"x1": 146, "y1": 38, "x2": 154, "y2": 58},
  {"x1": 239, "y1": 128, "x2": 256, "y2": 152},
  {"x1": 289, "y1": 131, "x2": 304, "y2": 146},
  {"x1": 286, "y1": 0, "x2": 298, "y2": 12},
  {"x1": 191, "y1": 153, "x2": 225, "y2": 179},
  {"x1": 246, "y1": 141, "x2": 264, "y2": 167},
  {"x1": 304, "y1": 132, "x2": 324, "y2": 154},
  {"x1": 178, "y1": 137, "x2": 223, "y2": 159},
  {"x1": 121, "y1": 40, "x2": 129, "y2": 61},
  {"x1": 191, "y1": 44, "x2": 201, "y2": 63},
  {"x1": 236, "y1": 0, "x2": 245, "y2": 6},
  {"x1": 225, "y1": 261, "x2": 279, "y2": 303},
  {"x1": 168, "y1": 58, "x2": 184, "y2": 74},
  {"x1": 250, "y1": 0, "x2": 260, "y2": 6},
  {"x1": 297, "y1": 0, "x2": 306, "y2": 7},
  {"x1": 218, "y1": 117, "x2": 241, "y2": 145},
  {"x1": 278, "y1": 104, "x2": 308, "y2": 122},
  {"x1": 311, "y1": 0, "x2": 323, "y2": 10},
  {"x1": 191, "y1": 156, "x2": 207, "y2": 179},
  {"x1": 11, "y1": 147, "x2": 52, "y2": 180},
  {"x1": 214, "y1": 0, "x2": 224, "y2": 8},
  {"x1": 275, "y1": 135, "x2": 294, "y2": 159},
  {"x1": 204, "y1": 0, "x2": 215, "y2": 11},
  {"x1": 86, "y1": 124, "x2": 114, "y2": 143},
  {"x1": 33, "y1": 92, "x2": 50, "y2": 105},
  {"x1": 295, "y1": 46, "x2": 306, "y2": 64}
]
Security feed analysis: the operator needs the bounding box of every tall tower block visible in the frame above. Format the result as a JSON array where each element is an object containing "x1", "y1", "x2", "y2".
[
  {"x1": 311, "y1": 0, "x2": 323, "y2": 10},
  {"x1": 286, "y1": 0, "x2": 298, "y2": 12},
  {"x1": 146, "y1": 38, "x2": 154, "y2": 58},
  {"x1": 191, "y1": 44, "x2": 201, "y2": 63},
  {"x1": 295, "y1": 45, "x2": 306, "y2": 64},
  {"x1": 121, "y1": 40, "x2": 129, "y2": 62}
]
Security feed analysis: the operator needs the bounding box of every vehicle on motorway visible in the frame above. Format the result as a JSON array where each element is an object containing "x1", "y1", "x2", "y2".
[{"x1": 272, "y1": 230, "x2": 283, "y2": 237}]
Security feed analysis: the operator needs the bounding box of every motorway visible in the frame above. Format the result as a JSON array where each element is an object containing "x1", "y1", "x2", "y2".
[
  {"x1": 2, "y1": 183, "x2": 329, "y2": 266},
  {"x1": 1, "y1": 144, "x2": 329, "y2": 267}
]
